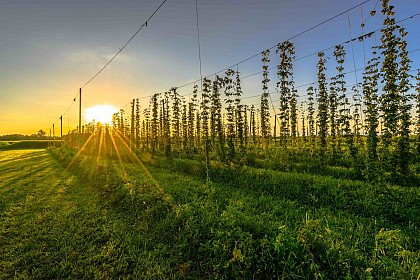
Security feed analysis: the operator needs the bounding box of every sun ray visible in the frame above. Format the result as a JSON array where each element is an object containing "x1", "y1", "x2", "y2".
[
  {"x1": 96, "y1": 127, "x2": 104, "y2": 164},
  {"x1": 112, "y1": 129, "x2": 173, "y2": 207},
  {"x1": 65, "y1": 133, "x2": 95, "y2": 171},
  {"x1": 109, "y1": 129, "x2": 128, "y2": 181}
]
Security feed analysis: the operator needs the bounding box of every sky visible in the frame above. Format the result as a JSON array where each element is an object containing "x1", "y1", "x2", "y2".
[{"x1": 1, "y1": 0, "x2": 419, "y2": 135}]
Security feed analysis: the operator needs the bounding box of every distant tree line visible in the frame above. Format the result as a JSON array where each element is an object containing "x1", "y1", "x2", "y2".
[{"x1": 0, "y1": 129, "x2": 48, "y2": 140}]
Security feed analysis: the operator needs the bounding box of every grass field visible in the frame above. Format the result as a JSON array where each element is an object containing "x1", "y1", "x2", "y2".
[
  {"x1": 0, "y1": 140, "x2": 50, "y2": 150},
  {"x1": 0, "y1": 149, "x2": 174, "y2": 278},
  {"x1": 0, "y1": 148, "x2": 419, "y2": 279}
]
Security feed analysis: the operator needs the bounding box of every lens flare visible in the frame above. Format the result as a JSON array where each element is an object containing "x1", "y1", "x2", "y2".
[{"x1": 84, "y1": 105, "x2": 118, "y2": 124}]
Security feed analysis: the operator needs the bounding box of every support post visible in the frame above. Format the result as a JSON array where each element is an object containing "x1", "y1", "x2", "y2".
[
  {"x1": 79, "y1": 88, "x2": 82, "y2": 135},
  {"x1": 53, "y1": 124, "x2": 55, "y2": 147},
  {"x1": 60, "y1": 116, "x2": 63, "y2": 146},
  {"x1": 274, "y1": 114, "x2": 277, "y2": 144},
  {"x1": 79, "y1": 88, "x2": 82, "y2": 148},
  {"x1": 131, "y1": 99, "x2": 135, "y2": 150}
]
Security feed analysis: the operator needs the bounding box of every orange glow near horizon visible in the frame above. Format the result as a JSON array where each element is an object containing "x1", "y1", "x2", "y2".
[{"x1": 84, "y1": 105, "x2": 118, "y2": 125}]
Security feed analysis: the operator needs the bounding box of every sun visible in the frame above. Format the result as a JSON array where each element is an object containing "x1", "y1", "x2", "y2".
[{"x1": 84, "y1": 105, "x2": 118, "y2": 124}]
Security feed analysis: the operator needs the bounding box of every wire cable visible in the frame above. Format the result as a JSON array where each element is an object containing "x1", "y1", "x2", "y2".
[
  {"x1": 195, "y1": 0, "x2": 203, "y2": 94},
  {"x1": 80, "y1": 0, "x2": 168, "y2": 88},
  {"x1": 175, "y1": 0, "x2": 374, "y2": 90}
]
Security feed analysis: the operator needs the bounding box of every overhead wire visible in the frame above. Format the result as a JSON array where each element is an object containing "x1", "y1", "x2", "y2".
[
  {"x1": 55, "y1": 1, "x2": 420, "y2": 130},
  {"x1": 230, "y1": 62, "x2": 420, "y2": 115},
  {"x1": 54, "y1": 0, "x2": 169, "y2": 129},
  {"x1": 80, "y1": 0, "x2": 168, "y2": 89},
  {"x1": 174, "y1": 10, "x2": 420, "y2": 97},
  {"x1": 174, "y1": 0, "x2": 374, "y2": 91},
  {"x1": 195, "y1": 0, "x2": 203, "y2": 94}
]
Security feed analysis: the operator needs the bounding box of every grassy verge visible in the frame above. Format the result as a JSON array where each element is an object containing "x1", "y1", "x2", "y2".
[
  {"x1": 143, "y1": 158, "x2": 420, "y2": 279},
  {"x1": 156, "y1": 157, "x2": 419, "y2": 225}
]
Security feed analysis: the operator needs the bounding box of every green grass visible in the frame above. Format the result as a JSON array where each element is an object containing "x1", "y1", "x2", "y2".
[
  {"x1": 0, "y1": 140, "x2": 50, "y2": 150},
  {"x1": 1, "y1": 148, "x2": 419, "y2": 279},
  {"x1": 143, "y1": 160, "x2": 420, "y2": 279},
  {"x1": 0, "y1": 141, "x2": 11, "y2": 148},
  {"x1": 0, "y1": 150, "x2": 175, "y2": 278}
]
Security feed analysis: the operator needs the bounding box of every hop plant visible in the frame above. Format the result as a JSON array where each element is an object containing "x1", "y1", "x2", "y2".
[
  {"x1": 317, "y1": 51, "x2": 329, "y2": 164},
  {"x1": 363, "y1": 51, "x2": 380, "y2": 181},
  {"x1": 260, "y1": 49, "x2": 271, "y2": 144}
]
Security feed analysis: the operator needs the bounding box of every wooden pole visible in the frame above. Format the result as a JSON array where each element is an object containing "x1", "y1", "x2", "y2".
[
  {"x1": 131, "y1": 99, "x2": 135, "y2": 149},
  {"x1": 79, "y1": 88, "x2": 82, "y2": 147},
  {"x1": 79, "y1": 88, "x2": 82, "y2": 135},
  {"x1": 274, "y1": 114, "x2": 277, "y2": 144},
  {"x1": 53, "y1": 124, "x2": 55, "y2": 147},
  {"x1": 60, "y1": 116, "x2": 63, "y2": 146}
]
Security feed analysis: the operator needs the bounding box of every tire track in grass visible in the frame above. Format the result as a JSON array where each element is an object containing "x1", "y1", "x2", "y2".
[
  {"x1": 1, "y1": 149, "x2": 175, "y2": 278},
  {"x1": 0, "y1": 151, "x2": 114, "y2": 278},
  {"x1": 0, "y1": 150, "x2": 46, "y2": 165},
  {"x1": 0, "y1": 150, "x2": 51, "y2": 180},
  {"x1": 0, "y1": 160, "x2": 55, "y2": 194},
  {"x1": 0, "y1": 159, "x2": 56, "y2": 216},
  {"x1": 0, "y1": 157, "x2": 51, "y2": 176}
]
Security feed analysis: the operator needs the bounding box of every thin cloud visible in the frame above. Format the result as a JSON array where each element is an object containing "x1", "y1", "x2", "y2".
[{"x1": 66, "y1": 49, "x2": 131, "y2": 65}]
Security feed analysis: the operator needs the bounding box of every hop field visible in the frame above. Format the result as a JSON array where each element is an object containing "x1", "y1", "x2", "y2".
[{"x1": 2, "y1": 0, "x2": 420, "y2": 278}]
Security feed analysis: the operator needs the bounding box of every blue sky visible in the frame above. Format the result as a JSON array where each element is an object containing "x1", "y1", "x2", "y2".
[{"x1": 1, "y1": 0, "x2": 419, "y2": 134}]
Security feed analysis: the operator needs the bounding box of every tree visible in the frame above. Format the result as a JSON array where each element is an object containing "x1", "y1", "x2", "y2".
[{"x1": 37, "y1": 129, "x2": 46, "y2": 138}]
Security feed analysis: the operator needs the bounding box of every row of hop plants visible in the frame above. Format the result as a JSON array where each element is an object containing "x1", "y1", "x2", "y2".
[
  {"x1": 98, "y1": 0, "x2": 420, "y2": 184},
  {"x1": 113, "y1": 72, "x2": 252, "y2": 163}
]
